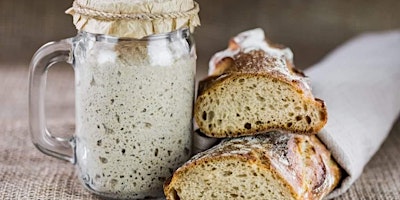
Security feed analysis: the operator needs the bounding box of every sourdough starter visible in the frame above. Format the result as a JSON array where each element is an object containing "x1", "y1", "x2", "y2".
[{"x1": 74, "y1": 36, "x2": 195, "y2": 198}]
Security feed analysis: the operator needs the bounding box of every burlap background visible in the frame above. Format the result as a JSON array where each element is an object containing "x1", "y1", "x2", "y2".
[{"x1": 0, "y1": 65, "x2": 399, "y2": 199}]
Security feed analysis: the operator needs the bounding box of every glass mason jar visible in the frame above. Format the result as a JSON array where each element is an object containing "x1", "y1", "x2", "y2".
[{"x1": 29, "y1": 29, "x2": 195, "y2": 199}]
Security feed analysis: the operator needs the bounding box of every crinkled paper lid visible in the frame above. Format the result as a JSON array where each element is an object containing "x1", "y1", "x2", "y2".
[{"x1": 66, "y1": 0, "x2": 200, "y2": 38}]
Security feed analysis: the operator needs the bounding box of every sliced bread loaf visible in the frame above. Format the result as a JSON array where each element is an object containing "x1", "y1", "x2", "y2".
[
  {"x1": 194, "y1": 29, "x2": 327, "y2": 137},
  {"x1": 164, "y1": 132, "x2": 341, "y2": 200}
]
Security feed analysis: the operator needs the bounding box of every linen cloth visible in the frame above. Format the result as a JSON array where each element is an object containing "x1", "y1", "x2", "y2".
[{"x1": 305, "y1": 30, "x2": 400, "y2": 198}]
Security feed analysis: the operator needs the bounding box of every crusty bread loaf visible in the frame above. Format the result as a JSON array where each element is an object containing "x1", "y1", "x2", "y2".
[
  {"x1": 164, "y1": 132, "x2": 341, "y2": 200},
  {"x1": 194, "y1": 29, "x2": 327, "y2": 138}
]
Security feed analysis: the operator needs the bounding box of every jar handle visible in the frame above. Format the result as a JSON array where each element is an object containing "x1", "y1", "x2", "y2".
[{"x1": 29, "y1": 39, "x2": 76, "y2": 164}]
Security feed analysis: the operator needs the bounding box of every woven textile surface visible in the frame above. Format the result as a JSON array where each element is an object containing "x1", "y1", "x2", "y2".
[{"x1": 0, "y1": 65, "x2": 399, "y2": 199}]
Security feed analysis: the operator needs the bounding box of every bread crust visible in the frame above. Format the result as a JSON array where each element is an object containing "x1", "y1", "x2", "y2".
[{"x1": 164, "y1": 132, "x2": 341, "y2": 200}]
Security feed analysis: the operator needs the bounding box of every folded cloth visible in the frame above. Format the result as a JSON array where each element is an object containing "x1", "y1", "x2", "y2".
[{"x1": 305, "y1": 30, "x2": 400, "y2": 198}]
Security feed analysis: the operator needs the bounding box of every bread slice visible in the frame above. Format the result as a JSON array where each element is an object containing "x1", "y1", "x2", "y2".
[
  {"x1": 194, "y1": 29, "x2": 327, "y2": 137},
  {"x1": 164, "y1": 132, "x2": 341, "y2": 200}
]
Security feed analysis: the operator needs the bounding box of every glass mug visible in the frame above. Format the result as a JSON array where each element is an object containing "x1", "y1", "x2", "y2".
[{"x1": 29, "y1": 29, "x2": 195, "y2": 199}]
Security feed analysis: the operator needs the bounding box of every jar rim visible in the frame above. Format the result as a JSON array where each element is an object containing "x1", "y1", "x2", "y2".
[{"x1": 78, "y1": 28, "x2": 190, "y2": 42}]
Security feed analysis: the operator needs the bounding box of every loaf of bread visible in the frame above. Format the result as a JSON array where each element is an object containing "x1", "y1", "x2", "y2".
[
  {"x1": 194, "y1": 29, "x2": 327, "y2": 138},
  {"x1": 164, "y1": 132, "x2": 341, "y2": 200}
]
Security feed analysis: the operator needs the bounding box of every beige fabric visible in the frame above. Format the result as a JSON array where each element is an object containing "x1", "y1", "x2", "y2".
[
  {"x1": 65, "y1": 0, "x2": 200, "y2": 38},
  {"x1": 305, "y1": 30, "x2": 400, "y2": 198}
]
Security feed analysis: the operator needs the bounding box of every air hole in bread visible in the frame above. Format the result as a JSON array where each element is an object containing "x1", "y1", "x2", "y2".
[
  {"x1": 269, "y1": 105, "x2": 275, "y2": 110},
  {"x1": 296, "y1": 116, "x2": 302, "y2": 121},
  {"x1": 306, "y1": 116, "x2": 312, "y2": 124},
  {"x1": 239, "y1": 78, "x2": 245, "y2": 83},
  {"x1": 256, "y1": 121, "x2": 263, "y2": 125},
  {"x1": 208, "y1": 111, "x2": 215, "y2": 121},
  {"x1": 223, "y1": 171, "x2": 233, "y2": 176},
  {"x1": 288, "y1": 112, "x2": 294, "y2": 117},
  {"x1": 230, "y1": 193, "x2": 239, "y2": 197},
  {"x1": 202, "y1": 111, "x2": 207, "y2": 120},
  {"x1": 244, "y1": 123, "x2": 252, "y2": 129},
  {"x1": 256, "y1": 95, "x2": 265, "y2": 102},
  {"x1": 287, "y1": 122, "x2": 293, "y2": 128},
  {"x1": 245, "y1": 106, "x2": 250, "y2": 111}
]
